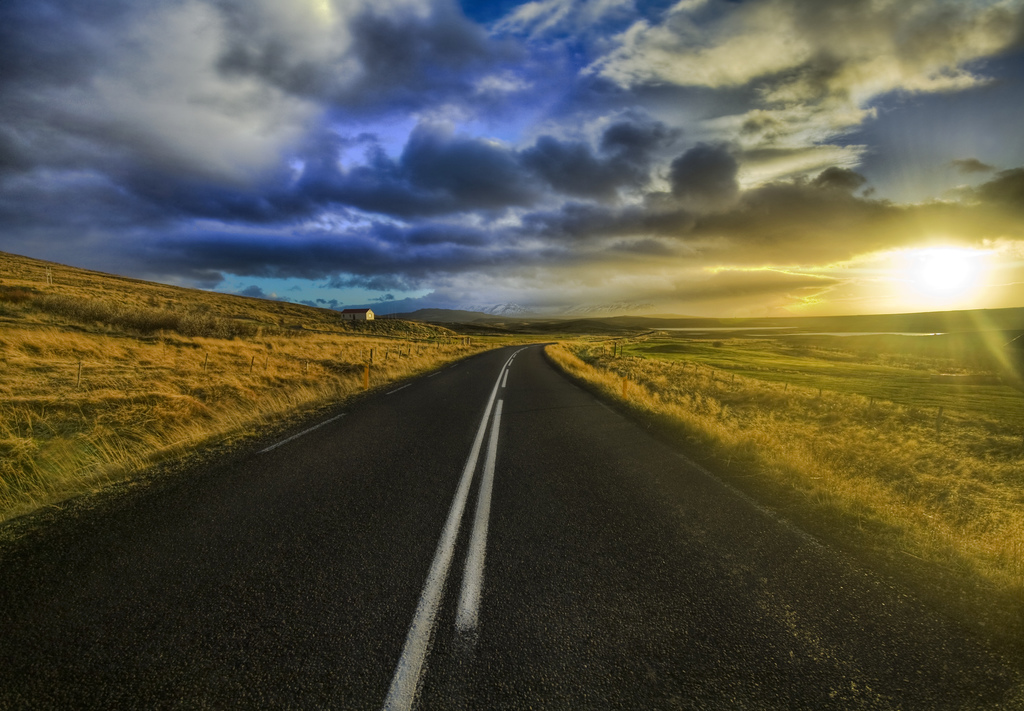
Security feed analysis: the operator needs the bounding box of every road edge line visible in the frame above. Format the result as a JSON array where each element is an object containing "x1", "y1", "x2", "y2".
[{"x1": 258, "y1": 413, "x2": 346, "y2": 454}]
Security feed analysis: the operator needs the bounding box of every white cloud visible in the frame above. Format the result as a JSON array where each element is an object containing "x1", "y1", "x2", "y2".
[
  {"x1": 473, "y1": 72, "x2": 533, "y2": 96},
  {"x1": 737, "y1": 145, "x2": 867, "y2": 187},
  {"x1": 494, "y1": 0, "x2": 635, "y2": 37},
  {"x1": 590, "y1": 0, "x2": 1023, "y2": 144},
  {"x1": 83, "y1": 0, "x2": 320, "y2": 182}
]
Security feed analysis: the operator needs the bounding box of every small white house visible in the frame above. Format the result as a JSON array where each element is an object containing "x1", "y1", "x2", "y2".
[{"x1": 340, "y1": 308, "x2": 374, "y2": 321}]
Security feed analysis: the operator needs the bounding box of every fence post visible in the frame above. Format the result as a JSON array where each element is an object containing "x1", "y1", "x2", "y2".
[
  {"x1": 364, "y1": 364, "x2": 370, "y2": 390},
  {"x1": 203, "y1": 353, "x2": 208, "y2": 371},
  {"x1": 936, "y1": 406, "x2": 943, "y2": 434},
  {"x1": 249, "y1": 355, "x2": 255, "y2": 374}
]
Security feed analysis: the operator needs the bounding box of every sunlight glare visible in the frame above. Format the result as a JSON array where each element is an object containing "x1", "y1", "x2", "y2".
[{"x1": 903, "y1": 247, "x2": 987, "y2": 302}]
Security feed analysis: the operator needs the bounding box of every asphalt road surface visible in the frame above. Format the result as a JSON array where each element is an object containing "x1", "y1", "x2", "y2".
[{"x1": 1, "y1": 345, "x2": 1021, "y2": 709}]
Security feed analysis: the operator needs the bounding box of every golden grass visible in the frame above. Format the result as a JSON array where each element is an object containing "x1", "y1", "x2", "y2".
[
  {"x1": 547, "y1": 341, "x2": 1024, "y2": 640},
  {"x1": 0, "y1": 251, "x2": 492, "y2": 522}
]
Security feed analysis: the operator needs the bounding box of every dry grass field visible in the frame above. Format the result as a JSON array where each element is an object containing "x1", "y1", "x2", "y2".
[
  {"x1": 547, "y1": 336, "x2": 1024, "y2": 645},
  {"x1": 0, "y1": 251, "x2": 493, "y2": 522}
]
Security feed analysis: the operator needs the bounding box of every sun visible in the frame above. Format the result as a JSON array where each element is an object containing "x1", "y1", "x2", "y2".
[
  {"x1": 901, "y1": 247, "x2": 988, "y2": 305},
  {"x1": 911, "y1": 248, "x2": 979, "y2": 294}
]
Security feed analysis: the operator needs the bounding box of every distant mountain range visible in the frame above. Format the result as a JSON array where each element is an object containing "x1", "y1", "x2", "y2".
[
  {"x1": 462, "y1": 303, "x2": 535, "y2": 317},
  {"x1": 395, "y1": 301, "x2": 659, "y2": 321},
  {"x1": 392, "y1": 305, "x2": 1024, "y2": 335}
]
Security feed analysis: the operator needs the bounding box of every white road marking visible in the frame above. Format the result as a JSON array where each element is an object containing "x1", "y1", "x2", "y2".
[
  {"x1": 383, "y1": 352, "x2": 515, "y2": 711},
  {"x1": 456, "y1": 399, "x2": 502, "y2": 632},
  {"x1": 427, "y1": 372, "x2": 440, "y2": 378},
  {"x1": 501, "y1": 370, "x2": 508, "y2": 388},
  {"x1": 258, "y1": 413, "x2": 346, "y2": 454},
  {"x1": 387, "y1": 384, "x2": 412, "y2": 395}
]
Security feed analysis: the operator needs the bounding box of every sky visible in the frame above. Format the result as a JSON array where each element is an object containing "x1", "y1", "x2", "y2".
[{"x1": 1, "y1": 0, "x2": 1023, "y2": 317}]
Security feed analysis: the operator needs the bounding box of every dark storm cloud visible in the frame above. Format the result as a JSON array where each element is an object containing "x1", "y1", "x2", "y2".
[
  {"x1": 341, "y1": 6, "x2": 509, "y2": 109},
  {"x1": 398, "y1": 124, "x2": 537, "y2": 209},
  {"x1": 521, "y1": 137, "x2": 637, "y2": 200},
  {"x1": 0, "y1": 129, "x2": 33, "y2": 174},
  {"x1": 669, "y1": 143, "x2": 739, "y2": 212},
  {"x1": 0, "y1": 170, "x2": 169, "y2": 232},
  {"x1": 600, "y1": 116, "x2": 679, "y2": 159},
  {"x1": 139, "y1": 231, "x2": 428, "y2": 288},
  {"x1": 214, "y1": 0, "x2": 516, "y2": 113},
  {"x1": 294, "y1": 125, "x2": 539, "y2": 218},
  {"x1": 608, "y1": 239, "x2": 677, "y2": 257},
  {"x1": 133, "y1": 216, "x2": 540, "y2": 290},
  {"x1": 811, "y1": 167, "x2": 868, "y2": 192},
  {"x1": 0, "y1": 0, "x2": 131, "y2": 86},
  {"x1": 0, "y1": 1, "x2": 151, "y2": 177},
  {"x1": 974, "y1": 168, "x2": 1024, "y2": 210},
  {"x1": 400, "y1": 224, "x2": 492, "y2": 247},
  {"x1": 305, "y1": 116, "x2": 678, "y2": 216},
  {"x1": 103, "y1": 116, "x2": 680, "y2": 225},
  {"x1": 521, "y1": 116, "x2": 677, "y2": 200},
  {"x1": 951, "y1": 158, "x2": 996, "y2": 174},
  {"x1": 518, "y1": 199, "x2": 695, "y2": 242},
  {"x1": 40, "y1": 123, "x2": 533, "y2": 225}
]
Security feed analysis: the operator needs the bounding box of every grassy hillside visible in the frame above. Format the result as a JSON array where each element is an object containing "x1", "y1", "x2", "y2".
[{"x1": 0, "y1": 251, "x2": 489, "y2": 522}]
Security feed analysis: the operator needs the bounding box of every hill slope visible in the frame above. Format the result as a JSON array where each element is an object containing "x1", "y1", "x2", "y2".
[
  {"x1": 0, "y1": 251, "x2": 484, "y2": 523},
  {"x1": 0, "y1": 251, "x2": 455, "y2": 340}
]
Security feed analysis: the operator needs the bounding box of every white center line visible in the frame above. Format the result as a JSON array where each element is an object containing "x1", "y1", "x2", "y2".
[
  {"x1": 387, "y1": 384, "x2": 412, "y2": 395},
  {"x1": 456, "y1": 399, "x2": 503, "y2": 632},
  {"x1": 258, "y1": 413, "x2": 345, "y2": 454},
  {"x1": 382, "y1": 353, "x2": 514, "y2": 711},
  {"x1": 501, "y1": 369, "x2": 508, "y2": 388}
]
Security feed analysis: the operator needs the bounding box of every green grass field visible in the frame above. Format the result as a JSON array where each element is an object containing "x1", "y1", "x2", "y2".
[{"x1": 622, "y1": 333, "x2": 1024, "y2": 430}]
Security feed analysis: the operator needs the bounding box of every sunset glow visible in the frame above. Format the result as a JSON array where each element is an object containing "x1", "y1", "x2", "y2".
[{"x1": 903, "y1": 247, "x2": 989, "y2": 304}]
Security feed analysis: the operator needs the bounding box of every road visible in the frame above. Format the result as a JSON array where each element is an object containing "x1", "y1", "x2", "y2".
[{"x1": 0, "y1": 344, "x2": 1020, "y2": 709}]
